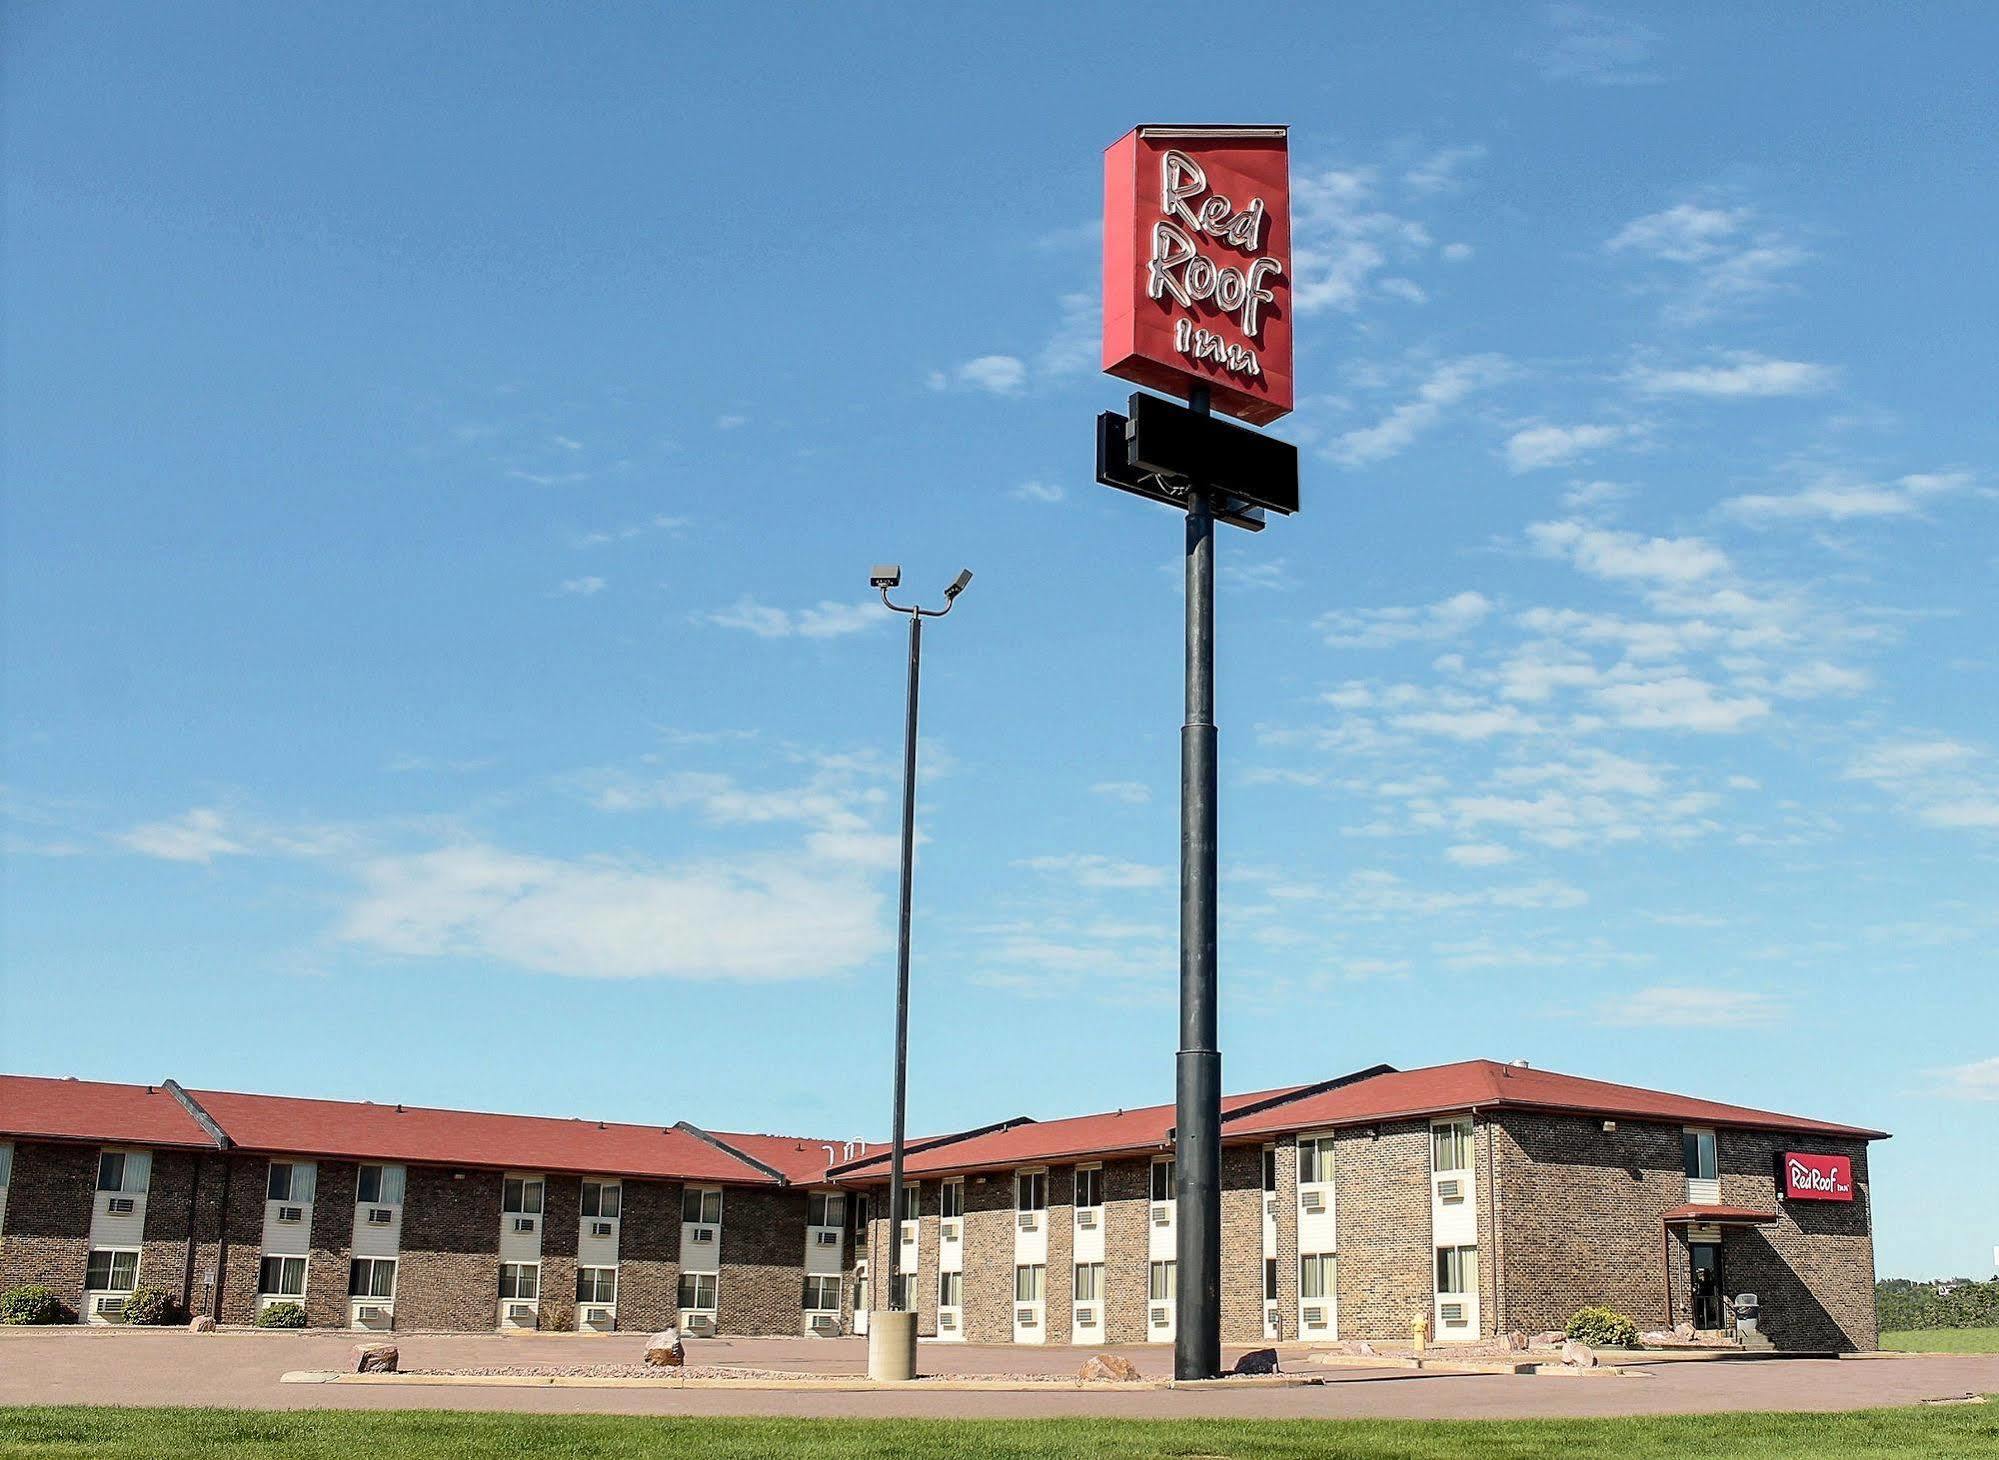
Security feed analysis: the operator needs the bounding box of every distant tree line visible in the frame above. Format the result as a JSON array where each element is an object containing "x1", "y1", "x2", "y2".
[{"x1": 1877, "y1": 1277, "x2": 1999, "y2": 1330}]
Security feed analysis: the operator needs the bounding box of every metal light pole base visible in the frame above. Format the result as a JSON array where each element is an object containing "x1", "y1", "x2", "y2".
[{"x1": 866, "y1": 1310, "x2": 918, "y2": 1381}]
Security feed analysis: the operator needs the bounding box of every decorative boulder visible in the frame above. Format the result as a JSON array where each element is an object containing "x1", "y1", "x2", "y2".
[
  {"x1": 1674, "y1": 1321, "x2": 1696, "y2": 1341},
  {"x1": 1532, "y1": 1330, "x2": 1566, "y2": 1347},
  {"x1": 1078, "y1": 1353, "x2": 1143, "y2": 1382},
  {"x1": 1353, "y1": 1340, "x2": 1377, "y2": 1356},
  {"x1": 1232, "y1": 1348, "x2": 1280, "y2": 1376},
  {"x1": 644, "y1": 1330, "x2": 685, "y2": 1367},
  {"x1": 1506, "y1": 1330, "x2": 1530, "y2": 1351},
  {"x1": 187, "y1": 1315, "x2": 217, "y2": 1333},
  {"x1": 352, "y1": 1343, "x2": 398, "y2": 1374},
  {"x1": 1561, "y1": 1339, "x2": 1597, "y2": 1368}
]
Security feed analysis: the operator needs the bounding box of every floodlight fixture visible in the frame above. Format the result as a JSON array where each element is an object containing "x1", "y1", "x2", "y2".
[
  {"x1": 944, "y1": 569, "x2": 973, "y2": 602},
  {"x1": 870, "y1": 565, "x2": 903, "y2": 589}
]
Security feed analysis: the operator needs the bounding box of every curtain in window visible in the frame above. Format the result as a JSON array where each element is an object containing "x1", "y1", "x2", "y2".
[
  {"x1": 292, "y1": 1163, "x2": 317, "y2": 1204},
  {"x1": 0, "y1": 1143, "x2": 12, "y2": 1187},
  {"x1": 123, "y1": 1150, "x2": 152, "y2": 1194},
  {"x1": 377, "y1": 1165, "x2": 406, "y2": 1205}
]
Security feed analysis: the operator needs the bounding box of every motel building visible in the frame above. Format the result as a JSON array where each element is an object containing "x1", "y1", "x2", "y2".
[{"x1": 0, "y1": 1059, "x2": 1882, "y2": 1351}]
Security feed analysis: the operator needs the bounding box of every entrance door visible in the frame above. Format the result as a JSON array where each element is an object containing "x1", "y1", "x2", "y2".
[{"x1": 1689, "y1": 1242, "x2": 1725, "y2": 1330}]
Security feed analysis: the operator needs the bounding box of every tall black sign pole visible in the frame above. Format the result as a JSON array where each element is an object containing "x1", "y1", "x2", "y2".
[{"x1": 1176, "y1": 383, "x2": 1222, "y2": 1382}]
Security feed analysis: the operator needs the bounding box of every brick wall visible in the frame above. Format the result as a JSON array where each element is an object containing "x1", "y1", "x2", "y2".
[
  {"x1": 1101, "y1": 1157, "x2": 1149, "y2": 1344},
  {"x1": 1333, "y1": 1120, "x2": 1432, "y2": 1340},
  {"x1": 215, "y1": 1154, "x2": 268, "y2": 1325},
  {"x1": 1271, "y1": 1137, "x2": 1298, "y2": 1340},
  {"x1": 396, "y1": 1165, "x2": 501, "y2": 1332},
  {"x1": 0, "y1": 1141, "x2": 94, "y2": 1316},
  {"x1": 914, "y1": 1181, "x2": 940, "y2": 1338},
  {"x1": 537, "y1": 1174, "x2": 581, "y2": 1332},
  {"x1": 960, "y1": 1171, "x2": 1013, "y2": 1342},
  {"x1": 183, "y1": 1150, "x2": 232, "y2": 1321},
  {"x1": 1220, "y1": 1143, "x2": 1264, "y2": 1343},
  {"x1": 615, "y1": 1178, "x2": 680, "y2": 1333},
  {"x1": 1043, "y1": 1165, "x2": 1075, "y2": 1345},
  {"x1": 138, "y1": 1148, "x2": 201, "y2": 1315},
  {"x1": 718, "y1": 1185, "x2": 805, "y2": 1336},
  {"x1": 1715, "y1": 1131, "x2": 1876, "y2": 1351},
  {"x1": 304, "y1": 1160, "x2": 357, "y2": 1327}
]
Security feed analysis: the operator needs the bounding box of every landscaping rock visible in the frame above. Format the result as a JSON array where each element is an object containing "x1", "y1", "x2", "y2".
[
  {"x1": 644, "y1": 1330, "x2": 685, "y2": 1367},
  {"x1": 1232, "y1": 1348, "x2": 1280, "y2": 1376},
  {"x1": 1531, "y1": 1330, "x2": 1566, "y2": 1347},
  {"x1": 1353, "y1": 1340, "x2": 1377, "y2": 1356},
  {"x1": 352, "y1": 1343, "x2": 398, "y2": 1374},
  {"x1": 1506, "y1": 1329, "x2": 1529, "y2": 1351},
  {"x1": 1675, "y1": 1321, "x2": 1696, "y2": 1341},
  {"x1": 187, "y1": 1315, "x2": 216, "y2": 1333},
  {"x1": 1561, "y1": 1339, "x2": 1597, "y2": 1368},
  {"x1": 1078, "y1": 1353, "x2": 1143, "y2": 1382}
]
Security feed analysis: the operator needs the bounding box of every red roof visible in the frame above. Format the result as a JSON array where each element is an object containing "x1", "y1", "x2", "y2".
[
  {"x1": 1222, "y1": 1061, "x2": 1887, "y2": 1142},
  {"x1": 0, "y1": 1075, "x2": 217, "y2": 1148},
  {"x1": 704, "y1": 1132, "x2": 877, "y2": 1185},
  {"x1": 834, "y1": 1086, "x2": 1310, "y2": 1181},
  {"x1": 186, "y1": 1088, "x2": 779, "y2": 1185},
  {"x1": 1664, "y1": 1205, "x2": 1780, "y2": 1224}
]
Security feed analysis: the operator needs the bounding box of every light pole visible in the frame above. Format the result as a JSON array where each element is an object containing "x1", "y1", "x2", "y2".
[{"x1": 865, "y1": 562, "x2": 971, "y2": 1381}]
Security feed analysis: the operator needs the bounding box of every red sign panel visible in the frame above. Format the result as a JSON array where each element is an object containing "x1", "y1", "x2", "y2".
[
  {"x1": 1102, "y1": 126, "x2": 1293, "y2": 425},
  {"x1": 1781, "y1": 1152, "x2": 1854, "y2": 1202}
]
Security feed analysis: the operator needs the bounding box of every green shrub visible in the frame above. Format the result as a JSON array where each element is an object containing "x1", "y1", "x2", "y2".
[
  {"x1": 255, "y1": 1301, "x2": 308, "y2": 1329},
  {"x1": 1566, "y1": 1305, "x2": 1640, "y2": 1348},
  {"x1": 0, "y1": 1284, "x2": 69, "y2": 1325},
  {"x1": 120, "y1": 1287, "x2": 180, "y2": 1326}
]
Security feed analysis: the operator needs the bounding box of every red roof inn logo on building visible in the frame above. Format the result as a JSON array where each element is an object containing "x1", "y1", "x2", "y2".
[
  {"x1": 1102, "y1": 126, "x2": 1293, "y2": 425},
  {"x1": 1782, "y1": 1151, "x2": 1855, "y2": 1201}
]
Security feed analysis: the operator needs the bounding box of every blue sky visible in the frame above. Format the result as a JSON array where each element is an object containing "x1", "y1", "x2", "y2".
[{"x1": 4, "y1": 4, "x2": 1994, "y2": 1277}]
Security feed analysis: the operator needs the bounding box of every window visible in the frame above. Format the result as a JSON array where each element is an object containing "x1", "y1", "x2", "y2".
[
  {"x1": 939, "y1": 1180, "x2": 963, "y2": 1219},
  {"x1": 1014, "y1": 1264, "x2": 1044, "y2": 1302},
  {"x1": 1016, "y1": 1171, "x2": 1046, "y2": 1212},
  {"x1": 1262, "y1": 1146, "x2": 1278, "y2": 1193},
  {"x1": 1298, "y1": 1135, "x2": 1335, "y2": 1185},
  {"x1": 1264, "y1": 1257, "x2": 1278, "y2": 1301},
  {"x1": 576, "y1": 1267, "x2": 617, "y2": 1304},
  {"x1": 96, "y1": 1150, "x2": 149, "y2": 1195},
  {"x1": 1149, "y1": 1260, "x2": 1177, "y2": 1302},
  {"x1": 266, "y1": 1162, "x2": 316, "y2": 1204},
  {"x1": 1074, "y1": 1166, "x2": 1102, "y2": 1209},
  {"x1": 853, "y1": 1194, "x2": 869, "y2": 1232},
  {"x1": 355, "y1": 1165, "x2": 405, "y2": 1205},
  {"x1": 85, "y1": 1249, "x2": 139, "y2": 1292},
  {"x1": 0, "y1": 1142, "x2": 11, "y2": 1188},
  {"x1": 938, "y1": 1271, "x2": 963, "y2": 1308},
  {"x1": 502, "y1": 1177, "x2": 544, "y2": 1216},
  {"x1": 258, "y1": 1255, "x2": 307, "y2": 1297},
  {"x1": 1300, "y1": 1253, "x2": 1335, "y2": 1301},
  {"x1": 581, "y1": 1181, "x2": 621, "y2": 1220},
  {"x1": 678, "y1": 1272, "x2": 717, "y2": 1310},
  {"x1": 1073, "y1": 1262, "x2": 1103, "y2": 1303},
  {"x1": 1436, "y1": 1245, "x2": 1478, "y2": 1295},
  {"x1": 808, "y1": 1192, "x2": 844, "y2": 1227},
  {"x1": 1682, "y1": 1128, "x2": 1718, "y2": 1182},
  {"x1": 895, "y1": 1182, "x2": 919, "y2": 1223},
  {"x1": 681, "y1": 1187, "x2": 723, "y2": 1224},
  {"x1": 890, "y1": 1272, "x2": 914, "y2": 1309},
  {"x1": 1150, "y1": 1158, "x2": 1175, "y2": 1203},
  {"x1": 349, "y1": 1258, "x2": 397, "y2": 1299},
  {"x1": 852, "y1": 1270, "x2": 868, "y2": 1313},
  {"x1": 1432, "y1": 1119, "x2": 1475, "y2": 1174},
  {"x1": 498, "y1": 1262, "x2": 540, "y2": 1300},
  {"x1": 803, "y1": 1274, "x2": 840, "y2": 1311}
]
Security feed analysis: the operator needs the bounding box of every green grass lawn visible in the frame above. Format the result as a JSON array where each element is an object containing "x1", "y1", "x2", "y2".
[
  {"x1": 1880, "y1": 1328, "x2": 1999, "y2": 1354},
  {"x1": 2, "y1": 1406, "x2": 1995, "y2": 1460}
]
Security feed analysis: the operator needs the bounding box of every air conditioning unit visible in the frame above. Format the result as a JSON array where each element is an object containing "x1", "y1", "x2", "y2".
[
  {"x1": 106, "y1": 1196, "x2": 136, "y2": 1215},
  {"x1": 277, "y1": 1205, "x2": 304, "y2": 1223},
  {"x1": 684, "y1": 1313, "x2": 716, "y2": 1335},
  {"x1": 1441, "y1": 1302, "x2": 1466, "y2": 1325},
  {"x1": 354, "y1": 1304, "x2": 391, "y2": 1328},
  {"x1": 1016, "y1": 1211, "x2": 1038, "y2": 1231},
  {"x1": 590, "y1": 1221, "x2": 614, "y2": 1238},
  {"x1": 1266, "y1": 1195, "x2": 1279, "y2": 1215},
  {"x1": 365, "y1": 1208, "x2": 393, "y2": 1226},
  {"x1": 1151, "y1": 1204, "x2": 1172, "y2": 1226},
  {"x1": 1016, "y1": 1307, "x2": 1038, "y2": 1327},
  {"x1": 94, "y1": 1295, "x2": 128, "y2": 1318},
  {"x1": 1076, "y1": 1210, "x2": 1097, "y2": 1229},
  {"x1": 1302, "y1": 1191, "x2": 1325, "y2": 1212},
  {"x1": 940, "y1": 1219, "x2": 960, "y2": 1241},
  {"x1": 581, "y1": 1306, "x2": 614, "y2": 1330},
  {"x1": 809, "y1": 1313, "x2": 839, "y2": 1334},
  {"x1": 502, "y1": 1302, "x2": 536, "y2": 1326},
  {"x1": 691, "y1": 1225, "x2": 716, "y2": 1244},
  {"x1": 512, "y1": 1216, "x2": 536, "y2": 1233},
  {"x1": 1436, "y1": 1178, "x2": 1462, "y2": 1202},
  {"x1": 939, "y1": 1311, "x2": 957, "y2": 1330},
  {"x1": 1303, "y1": 1305, "x2": 1326, "y2": 1327},
  {"x1": 1150, "y1": 1305, "x2": 1170, "y2": 1328},
  {"x1": 1075, "y1": 1305, "x2": 1097, "y2": 1326},
  {"x1": 899, "y1": 1221, "x2": 917, "y2": 1243}
]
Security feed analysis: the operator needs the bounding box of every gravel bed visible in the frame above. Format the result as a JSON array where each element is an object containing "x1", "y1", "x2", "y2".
[{"x1": 397, "y1": 1364, "x2": 1153, "y2": 1383}]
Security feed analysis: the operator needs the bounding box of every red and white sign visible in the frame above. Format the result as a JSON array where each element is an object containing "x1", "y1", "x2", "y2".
[
  {"x1": 1102, "y1": 125, "x2": 1293, "y2": 425},
  {"x1": 1781, "y1": 1152, "x2": 1854, "y2": 1202}
]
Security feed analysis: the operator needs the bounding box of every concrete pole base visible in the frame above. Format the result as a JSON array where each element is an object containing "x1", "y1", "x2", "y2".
[{"x1": 866, "y1": 1310, "x2": 918, "y2": 1381}]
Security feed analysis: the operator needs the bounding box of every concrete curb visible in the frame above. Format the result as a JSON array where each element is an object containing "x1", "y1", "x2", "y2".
[{"x1": 280, "y1": 1370, "x2": 1328, "y2": 1393}]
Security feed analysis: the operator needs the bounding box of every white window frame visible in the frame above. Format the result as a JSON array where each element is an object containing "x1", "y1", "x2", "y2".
[
  {"x1": 96, "y1": 1149, "x2": 150, "y2": 1196},
  {"x1": 502, "y1": 1176, "x2": 545, "y2": 1216},
  {"x1": 1431, "y1": 1118, "x2": 1475, "y2": 1175},
  {"x1": 677, "y1": 1271, "x2": 718, "y2": 1311},
  {"x1": 1015, "y1": 1170, "x2": 1046, "y2": 1213},
  {"x1": 681, "y1": 1186, "x2": 723, "y2": 1225},
  {"x1": 1436, "y1": 1244, "x2": 1478, "y2": 1297},
  {"x1": 1683, "y1": 1127, "x2": 1719, "y2": 1182},
  {"x1": 1149, "y1": 1157, "x2": 1175, "y2": 1203},
  {"x1": 803, "y1": 1274, "x2": 840, "y2": 1312},
  {"x1": 808, "y1": 1191, "x2": 845, "y2": 1227},
  {"x1": 1148, "y1": 1259, "x2": 1177, "y2": 1302},
  {"x1": 576, "y1": 1265, "x2": 617, "y2": 1305},
  {"x1": 86, "y1": 1248, "x2": 141, "y2": 1293},
  {"x1": 939, "y1": 1179, "x2": 963, "y2": 1220},
  {"x1": 1073, "y1": 1261, "x2": 1104, "y2": 1303},
  {"x1": 354, "y1": 1164, "x2": 403, "y2": 1206},
  {"x1": 937, "y1": 1270, "x2": 963, "y2": 1308},
  {"x1": 581, "y1": 1181, "x2": 621, "y2": 1220},
  {"x1": 1299, "y1": 1252, "x2": 1335, "y2": 1300},
  {"x1": 1013, "y1": 1263, "x2": 1045, "y2": 1302},
  {"x1": 498, "y1": 1262, "x2": 540, "y2": 1301},
  {"x1": 1073, "y1": 1165, "x2": 1102, "y2": 1210},
  {"x1": 258, "y1": 1253, "x2": 308, "y2": 1298},
  {"x1": 1298, "y1": 1134, "x2": 1335, "y2": 1186},
  {"x1": 349, "y1": 1257, "x2": 397, "y2": 1300}
]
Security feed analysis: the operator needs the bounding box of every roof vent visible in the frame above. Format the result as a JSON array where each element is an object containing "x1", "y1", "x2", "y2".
[{"x1": 1509, "y1": 1059, "x2": 1530, "y2": 1069}]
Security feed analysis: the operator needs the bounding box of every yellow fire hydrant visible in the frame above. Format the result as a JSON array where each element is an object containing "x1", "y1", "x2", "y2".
[{"x1": 1412, "y1": 1312, "x2": 1429, "y2": 1366}]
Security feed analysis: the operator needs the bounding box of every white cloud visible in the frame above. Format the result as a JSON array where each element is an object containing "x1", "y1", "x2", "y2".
[
  {"x1": 1090, "y1": 781, "x2": 1152, "y2": 806},
  {"x1": 1536, "y1": 4, "x2": 1662, "y2": 86},
  {"x1": 1393, "y1": 703, "x2": 1547, "y2": 741},
  {"x1": 715, "y1": 414, "x2": 749, "y2": 430},
  {"x1": 1930, "y1": 1057, "x2": 1999, "y2": 1101},
  {"x1": 339, "y1": 842, "x2": 886, "y2": 981},
  {"x1": 1015, "y1": 853, "x2": 1168, "y2": 890},
  {"x1": 117, "y1": 808, "x2": 246, "y2": 864},
  {"x1": 1506, "y1": 423, "x2": 1626, "y2": 472},
  {"x1": 556, "y1": 576, "x2": 606, "y2": 597},
  {"x1": 1328, "y1": 355, "x2": 1513, "y2": 466},
  {"x1": 1402, "y1": 145, "x2": 1487, "y2": 195},
  {"x1": 703, "y1": 597, "x2": 884, "y2": 639},
  {"x1": 1527, "y1": 519, "x2": 1728, "y2": 584},
  {"x1": 1628, "y1": 354, "x2": 1836, "y2": 398},
  {"x1": 1011, "y1": 480, "x2": 1064, "y2": 504},
  {"x1": 1035, "y1": 292, "x2": 1100, "y2": 379},
  {"x1": 1845, "y1": 737, "x2": 1999, "y2": 831},
  {"x1": 1723, "y1": 471, "x2": 1974, "y2": 523},
  {"x1": 936, "y1": 355, "x2": 1027, "y2": 396},
  {"x1": 1606, "y1": 202, "x2": 1807, "y2": 325},
  {"x1": 1594, "y1": 674, "x2": 1770, "y2": 733},
  {"x1": 1318, "y1": 590, "x2": 1494, "y2": 648},
  {"x1": 1446, "y1": 842, "x2": 1516, "y2": 867},
  {"x1": 1596, "y1": 985, "x2": 1782, "y2": 1028}
]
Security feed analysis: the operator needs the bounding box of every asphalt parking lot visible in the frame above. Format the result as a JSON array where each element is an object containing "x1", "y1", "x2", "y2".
[{"x1": 1, "y1": 1329, "x2": 1993, "y2": 1420}]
